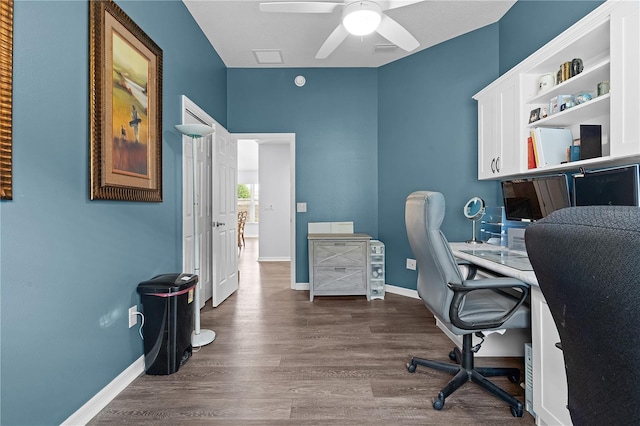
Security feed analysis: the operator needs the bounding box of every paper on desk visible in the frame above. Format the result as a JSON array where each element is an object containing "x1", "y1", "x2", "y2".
[{"x1": 483, "y1": 329, "x2": 506, "y2": 336}]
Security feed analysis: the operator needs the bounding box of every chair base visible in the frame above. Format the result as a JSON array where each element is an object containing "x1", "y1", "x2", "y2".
[{"x1": 407, "y1": 334, "x2": 524, "y2": 417}]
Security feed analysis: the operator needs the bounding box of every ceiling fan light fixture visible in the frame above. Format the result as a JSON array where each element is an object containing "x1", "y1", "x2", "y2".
[{"x1": 342, "y1": 2, "x2": 382, "y2": 36}]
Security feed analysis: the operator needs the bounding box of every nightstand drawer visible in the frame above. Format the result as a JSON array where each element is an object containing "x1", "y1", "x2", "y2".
[
  {"x1": 313, "y1": 242, "x2": 366, "y2": 267},
  {"x1": 313, "y1": 267, "x2": 367, "y2": 293}
]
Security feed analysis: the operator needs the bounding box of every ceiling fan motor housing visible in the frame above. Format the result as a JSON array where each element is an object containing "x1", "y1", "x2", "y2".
[{"x1": 342, "y1": 1, "x2": 383, "y2": 36}]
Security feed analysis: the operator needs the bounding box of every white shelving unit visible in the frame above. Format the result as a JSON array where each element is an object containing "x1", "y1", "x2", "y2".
[
  {"x1": 474, "y1": 0, "x2": 640, "y2": 180},
  {"x1": 369, "y1": 240, "x2": 385, "y2": 300}
]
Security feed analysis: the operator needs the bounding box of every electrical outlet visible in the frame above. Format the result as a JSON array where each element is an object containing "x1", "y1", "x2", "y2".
[
  {"x1": 406, "y1": 258, "x2": 417, "y2": 270},
  {"x1": 128, "y1": 306, "x2": 137, "y2": 328}
]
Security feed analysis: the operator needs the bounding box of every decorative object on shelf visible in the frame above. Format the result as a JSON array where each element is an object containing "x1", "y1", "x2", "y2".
[
  {"x1": 571, "y1": 58, "x2": 584, "y2": 77},
  {"x1": 90, "y1": 0, "x2": 163, "y2": 202},
  {"x1": 561, "y1": 61, "x2": 571, "y2": 82},
  {"x1": 597, "y1": 80, "x2": 610, "y2": 96},
  {"x1": 463, "y1": 197, "x2": 485, "y2": 244},
  {"x1": 574, "y1": 91, "x2": 593, "y2": 104},
  {"x1": 0, "y1": 0, "x2": 13, "y2": 200},
  {"x1": 175, "y1": 123, "x2": 217, "y2": 348},
  {"x1": 528, "y1": 108, "x2": 541, "y2": 124},
  {"x1": 557, "y1": 94, "x2": 575, "y2": 111},
  {"x1": 538, "y1": 72, "x2": 556, "y2": 93}
]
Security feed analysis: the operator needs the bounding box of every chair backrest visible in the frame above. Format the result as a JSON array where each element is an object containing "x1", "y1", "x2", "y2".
[
  {"x1": 405, "y1": 191, "x2": 464, "y2": 322},
  {"x1": 525, "y1": 206, "x2": 640, "y2": 425}
]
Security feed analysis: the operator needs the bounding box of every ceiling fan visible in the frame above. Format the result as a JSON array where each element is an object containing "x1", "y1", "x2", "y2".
[{"x1": 259, "y1": 0, "x2": 422, "y2": 59}]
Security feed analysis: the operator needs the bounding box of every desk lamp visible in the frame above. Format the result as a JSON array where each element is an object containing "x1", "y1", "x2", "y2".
[{"x1": 175, "y1": 123, "x2": 216, "y2": 347}]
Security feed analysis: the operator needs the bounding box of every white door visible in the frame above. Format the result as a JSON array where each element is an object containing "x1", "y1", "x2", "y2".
[
  {"x1": 182, "y1": 111, "x2": 213, "y2": 308},
  {"x1": 211, "y1": 126, "x2": 239, "y2": 306}
]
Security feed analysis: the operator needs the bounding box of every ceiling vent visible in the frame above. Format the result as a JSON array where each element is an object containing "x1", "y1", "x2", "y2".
[
  {"x1": 374, "y1": 44, "x2": 398, "y2": 53},
  {"x1": 252, "y1": 49, "x2": 283, "y2": 64}
]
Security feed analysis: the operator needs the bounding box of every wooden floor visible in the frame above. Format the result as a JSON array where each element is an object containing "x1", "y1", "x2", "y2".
[{"x1": 90, "y1": 238, "x2": 534, "y2": 425}]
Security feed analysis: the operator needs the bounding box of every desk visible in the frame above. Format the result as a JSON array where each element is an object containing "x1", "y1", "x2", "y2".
[{"x1": 451, "y1": 242, "x2": 571, "y2": 426}]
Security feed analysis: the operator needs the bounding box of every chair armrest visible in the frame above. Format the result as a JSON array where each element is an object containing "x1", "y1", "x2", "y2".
[
  {"x1": 447, "y1": 278, "x2": 529, "y2": 331},
  {"x1": 456, "y1": 259, "x2": 477, "y2": 280}
]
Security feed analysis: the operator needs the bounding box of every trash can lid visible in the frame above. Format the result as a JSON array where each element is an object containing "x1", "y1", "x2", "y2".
[{"x1": 137, "y1": 273, "x2": 198, "y2": 294}]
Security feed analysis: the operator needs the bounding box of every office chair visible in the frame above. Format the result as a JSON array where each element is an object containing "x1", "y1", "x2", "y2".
[
  {"x1": 525, "y1": 206, "x2": 640, "y2": 425},
  {"x1": 405, "y1": 191, "x2": 530, "y2": 417}
]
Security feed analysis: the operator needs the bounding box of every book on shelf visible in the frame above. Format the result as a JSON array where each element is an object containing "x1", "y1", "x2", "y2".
[
  {"x1": 527, "y1": 136, "x2": 537, "y2": 169},
  {"x1": 531, "y1": 127, "x2": 573, "y2": 167}
]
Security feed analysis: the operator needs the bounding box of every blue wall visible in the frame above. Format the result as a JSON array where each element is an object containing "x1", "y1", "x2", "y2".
[
  {"x1": 378, "y1": 25, "x2": 502, "y2": 290},
  {"x1": 499, "y1": 1, "x2": 604, "y2": 75},
  {"x1": 227, "y1": 68, "x2": 379, "y2": 283},
  {"x1": 0, "y1": 1, "x2": 226, "y2": 424}
]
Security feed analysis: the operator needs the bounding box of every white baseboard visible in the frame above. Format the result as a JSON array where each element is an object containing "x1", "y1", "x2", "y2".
[
  {"x1": 385, "y1": 284, "x2": 419, "y2": 299},
  {"x1": 62, "y1": 355, "x2": 144, "y2": 425},
  {"x1": 257, "y1": 257, "x2": 291, "y2": 262},
  {"x1": 293, "y1": 282, "x2": 309, "y2": 291}
]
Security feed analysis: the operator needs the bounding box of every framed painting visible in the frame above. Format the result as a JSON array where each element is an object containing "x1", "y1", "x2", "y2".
[
  {"x1": 89, "y1": 0, "x2": 162, "y2": 201},
  {"x1": 0, "y1": 0, "x2": 13, "y2": 200}
]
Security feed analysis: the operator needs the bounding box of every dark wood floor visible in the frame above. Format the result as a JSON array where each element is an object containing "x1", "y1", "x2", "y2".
[{"x1": 90, "y1": 238, "x2": 535, "y2": 425}]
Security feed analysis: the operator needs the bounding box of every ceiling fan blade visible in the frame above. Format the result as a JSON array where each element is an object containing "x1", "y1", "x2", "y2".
[
  {"x1": 259, "y1": 2, "x2": 342, "y2": 13},
  {"x1": 376, "y1": 14, "x2": 419, "y2": 52},
  {"x1": 315, "y1": 24, "x2": 349, "y2": 59},
  {"x1": 380, "y1": 0, "x2": 424, "y2": 11}
]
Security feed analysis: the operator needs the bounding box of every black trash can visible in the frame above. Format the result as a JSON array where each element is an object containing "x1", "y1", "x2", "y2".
[{"x1": 137, "y1": 273, "x2": 197, "y2": 375}]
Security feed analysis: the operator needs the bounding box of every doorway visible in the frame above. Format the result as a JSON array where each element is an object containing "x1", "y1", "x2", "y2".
[{"x1": 236, "y1": 133, "x2": 296, "y2": 289}]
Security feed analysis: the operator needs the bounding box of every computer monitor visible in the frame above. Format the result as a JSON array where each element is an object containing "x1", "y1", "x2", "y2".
[
  {"x1": 572, "y1": 165, "x2": 640, "y2": 207},
  {"x1": 502, "y1": 174, "x2": 570, "y2": 222}
]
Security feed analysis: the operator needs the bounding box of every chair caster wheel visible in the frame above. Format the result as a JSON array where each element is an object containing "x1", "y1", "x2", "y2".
[
  {"x1": 511, "y1": 404, "x2": 524, "y2": 417},
  {"x1": 407, "y1": 362, "x2": 416, "y2": 373},
  {"x1": 433, "y1": 397, "x2": 445, "y2": 411},
  {"x1": 448, "y1": 350, "x2": 456, "y2": 361},
  {"x1": 508, "y1": 371, "x2": 520, "y2": 383}
]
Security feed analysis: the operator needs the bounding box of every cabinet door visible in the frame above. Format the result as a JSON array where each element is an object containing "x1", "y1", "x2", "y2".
[
  {"x1": 610, "y1": 0, "x2": 640, "y2": 158},
  {"x1": 477, "y1": 77, "x2": 521, "y2": 180},
  {"x1": 497, "y1": 80, "x2": 521, "y2": 176},
  {"x1": 531, "y1": 287, "x2": 572, "y2": 426},
  {"x1": 477, "y1": 91, "x2": 499, "y2": 179}
]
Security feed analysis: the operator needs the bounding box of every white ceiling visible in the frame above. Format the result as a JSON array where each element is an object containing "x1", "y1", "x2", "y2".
[{"x1": 183, "y1": 0, "x2": 516, "y2": 68}]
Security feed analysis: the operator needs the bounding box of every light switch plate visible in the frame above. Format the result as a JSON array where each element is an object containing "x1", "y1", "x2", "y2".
[
  {"x1": 297, "y1": 202, "x2": 307, "y2": 213},
  {"x1": 406, "y1": 258, "x2": 417, "y2": 270}
]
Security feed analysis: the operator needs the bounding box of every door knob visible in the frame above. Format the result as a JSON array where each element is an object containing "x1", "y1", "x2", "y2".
[{"x1": 213, "y1": 221, "x2": 225, "y2": 227}]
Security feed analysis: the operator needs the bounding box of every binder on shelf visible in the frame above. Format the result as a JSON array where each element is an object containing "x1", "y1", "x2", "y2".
[{"x1": 532, "y1": 127, "x2": 573, "y2": 167}]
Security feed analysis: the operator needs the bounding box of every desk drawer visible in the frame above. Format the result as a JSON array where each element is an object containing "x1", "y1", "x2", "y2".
[
  {"x1": 313, "y1": 267, "x2": 366, "y2": 292},
  {"x1": 313, "y1": 242, "x2": 366, "y2": 267}
]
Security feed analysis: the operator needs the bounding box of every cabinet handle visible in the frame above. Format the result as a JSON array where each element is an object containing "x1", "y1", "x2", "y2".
[
  {"x1": 334, "y1": 267, "x2": 346, "y2": 272},
  {"x1": 496, "y1": 156, "x2": 501, "y2": 173},
  {"x1": 333, "y1": 242, "x2": 346, "y2": 246},
  {"x1": 491, "y1": 158, "x2": 496, "y2": 173}
]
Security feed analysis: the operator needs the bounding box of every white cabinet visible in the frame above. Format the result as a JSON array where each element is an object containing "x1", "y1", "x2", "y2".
[
  {"x1": 476, "y1": 77, "x2": 521, "y2": 179},
  {"x1": 474, "y1": 0, "x2": 640, "y2": 180},
  {"x1": 531, "y1": 286, "x2": 572, "y2": 426},
  {"x1": 308, "y1": 234, "x2": 371, "y2": 301}
]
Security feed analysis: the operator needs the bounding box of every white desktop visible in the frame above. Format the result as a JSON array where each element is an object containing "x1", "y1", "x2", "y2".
[{"x1": 449, "y1": 239, "x2": 572, "y2": 426}]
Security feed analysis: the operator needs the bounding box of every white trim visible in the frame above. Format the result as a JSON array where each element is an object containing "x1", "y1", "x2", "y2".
[
  {"x1": 257, "y1": 257, "x2": 291, "y2": 262},
  {"x1": 62, "y1": 356, "x2": 144, "y2": 425},
  {"x1": 385, "y1": 284, "x2": 419, "y2": 299},
  {"x1": 293, "y1": 282, "x2": 310, "y2": 291}
]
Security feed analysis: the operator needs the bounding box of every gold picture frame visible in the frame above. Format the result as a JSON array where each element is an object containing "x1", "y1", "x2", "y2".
[
  {"x1": 0, "y1": 0, "x2": 13, "y2": 200},
  {"x1": 89, "y1": 0, "x2": 162, "y2": 201}
]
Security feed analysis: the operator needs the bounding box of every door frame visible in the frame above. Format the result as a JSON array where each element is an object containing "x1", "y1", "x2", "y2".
[
  {"x1": 180, "y1": 95, "x2": 216, "y2": 304},
  {"x1": 235, "y1": 133, "x2": 296, "y2": 290}
]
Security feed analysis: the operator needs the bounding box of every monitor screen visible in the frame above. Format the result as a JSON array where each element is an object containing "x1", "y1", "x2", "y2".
[
  {"x1": 572, "y1": 165, "x2": 640, "y2": 207},
  {"x1": 502, "y1": 174, "x2": 570, "y2": 221}
]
